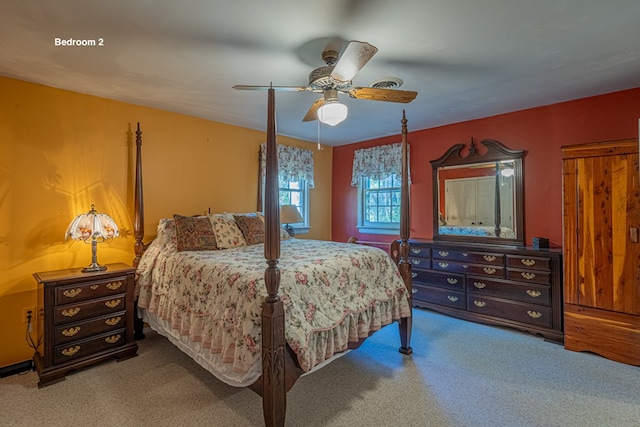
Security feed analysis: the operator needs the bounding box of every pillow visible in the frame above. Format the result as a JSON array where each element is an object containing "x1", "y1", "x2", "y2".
[
  {"x1": 156, "y1": 218, "x2": 177, "y2": 245},
  {"x1": 209, "y1": 213, "x2": 247, "y2": 249},
  {"x1": 280, "y1": 226, "x2": 292, "y2": 240},
  {"x1": 234, "y1": 215, "x2": 265, "y2": 245},
  {"x1": 173, "y1": 214, "x2": 218, "y2": 251}
]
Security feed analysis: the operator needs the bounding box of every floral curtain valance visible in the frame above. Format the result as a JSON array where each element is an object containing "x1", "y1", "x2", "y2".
[
  {"x1": 351, "y1": 142, "x2": 410, "y2": 186},
  {"x1": 261, "y1": 143, "x2": 315, "y2": 188}
]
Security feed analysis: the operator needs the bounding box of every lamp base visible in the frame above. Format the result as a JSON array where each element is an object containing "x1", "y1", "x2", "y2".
[{"x1": 82, "y1": 263, "x2": 107, "y2": 273}]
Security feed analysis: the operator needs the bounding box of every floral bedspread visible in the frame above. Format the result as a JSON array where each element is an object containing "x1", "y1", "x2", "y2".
[{"x1": 136, "y1": 238, "x2": 411, "y2": 375}]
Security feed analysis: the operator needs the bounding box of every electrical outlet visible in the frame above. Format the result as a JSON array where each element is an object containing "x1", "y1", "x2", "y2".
[{"x1": 22, "y1": 307, "x2": 35, "y2": 324}]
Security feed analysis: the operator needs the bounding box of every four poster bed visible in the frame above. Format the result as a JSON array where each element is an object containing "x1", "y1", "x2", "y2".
[{"x1": 131, "y1": 89, "x2": 413, "y2": 426}]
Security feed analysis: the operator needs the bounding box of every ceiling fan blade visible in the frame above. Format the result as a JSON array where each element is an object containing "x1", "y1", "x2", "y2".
[
  {"x1": 233, "y1": 85, "x2": 310, "y2": 92},
  {"x1": 348, "y1": 87, "x2": 418, "y2": 103},
  {"x1": 330, "y1": 41, "x2": 378, "y2": 84},
  {"x1": 302, "y1": 98, "x2": 325, "y2": 122}
]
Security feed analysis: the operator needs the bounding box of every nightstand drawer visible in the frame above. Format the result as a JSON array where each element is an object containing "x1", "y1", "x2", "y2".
[
  {"x1": 55, "y1": 276, "x2": 128, "y2": 305},
  {"x1": 53, "y1": 329, "x2": 126, "y2": 365},
  {"x1": 54, "y1": 311, "x2": 126, "y2": 345},
  {"x1": 54, "y1": 294, "x2": 126, "y2": 325}
]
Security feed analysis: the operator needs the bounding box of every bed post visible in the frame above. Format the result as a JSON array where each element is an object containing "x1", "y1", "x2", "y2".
[
  {"x1": 398, "y1": 111, "x2": 413, "y2": 355},
  {"x1": 133, "y1": 122, "x2": 146, "y2": 340},
  {"x1": 257, "y1": 146, "x2": 263, "y2": 212},
  {"x1": 133, "y1": 123, "x2": 144, "y2": 268},
  {"x1": 262, "y1": 87, "x2": 286, "y2": 427}
]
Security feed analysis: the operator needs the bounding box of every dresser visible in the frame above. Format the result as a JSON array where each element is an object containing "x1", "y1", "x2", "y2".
[
  {"x1": 33, "y1": 263, "x2": 138, "y2": 387},
  {"x1": 562, "y1": 139, "x2": 640, "y2": 365},
  {"x1": 409, "y1": 240, "x2": 563, "y2": 342}
]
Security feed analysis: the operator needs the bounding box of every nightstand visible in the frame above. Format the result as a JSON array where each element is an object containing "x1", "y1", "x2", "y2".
[{"x1": 33, "y1": 262, "x2": 138, "y2": 387}]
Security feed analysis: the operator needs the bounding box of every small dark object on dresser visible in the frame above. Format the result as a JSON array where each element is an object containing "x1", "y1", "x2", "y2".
[{"x1": 532, "y1": 237, "x2": 549, "y2": 250}]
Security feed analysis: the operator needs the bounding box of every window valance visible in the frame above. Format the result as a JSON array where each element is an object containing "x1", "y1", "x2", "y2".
[
  {"x1": 261, "y1": 143, "x2": 315, "y2": 188},
  {"x1": 351, "y1": 142, "x2": 410, "y2": 186}
]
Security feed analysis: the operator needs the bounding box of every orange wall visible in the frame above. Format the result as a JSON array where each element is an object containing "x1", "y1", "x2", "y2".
[
  {"x1": 332, "y1": 88, "x2": 640, "y2": 246},
  {"x1": 0, "y1": 76, "x2": 332, "y2": 368}
]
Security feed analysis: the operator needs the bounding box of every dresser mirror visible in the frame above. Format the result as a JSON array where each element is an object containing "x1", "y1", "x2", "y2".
[{"x1": 431, "y1": 139, "x2": 525, "y2": 245}]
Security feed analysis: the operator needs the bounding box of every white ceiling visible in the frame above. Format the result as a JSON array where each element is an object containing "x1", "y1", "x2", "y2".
[{"x1": 2, "y1": 0, "x2": 640, "y2": 146}]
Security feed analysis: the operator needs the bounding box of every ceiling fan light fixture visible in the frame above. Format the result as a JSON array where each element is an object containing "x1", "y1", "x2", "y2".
[{"x1": 317, "y1": 101, "x2": 348, "y2": 126}]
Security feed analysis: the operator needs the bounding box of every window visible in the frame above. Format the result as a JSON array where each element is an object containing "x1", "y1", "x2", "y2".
[
  {"x1": 279, "y1": 176, "x2": 309, "y2": 233},
  {"x1": 358, "y1": 173, "x2": 401, "y2": 234},
  {"x1": 260, "y1": 143, "x2": 315, "y2": 235},
  {"x1": 351, "y1": 142, "x2": 408, "y2": 235}
]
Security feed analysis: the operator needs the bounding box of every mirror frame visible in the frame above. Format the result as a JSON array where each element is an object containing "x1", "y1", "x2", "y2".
[{"x1": 431, "y1": 139, "x2": 526, "y2": 246}]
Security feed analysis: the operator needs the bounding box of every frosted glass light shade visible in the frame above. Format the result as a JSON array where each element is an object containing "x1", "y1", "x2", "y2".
[{"x1": 317, "y1": 102, "x2": 348, "y2": 126}]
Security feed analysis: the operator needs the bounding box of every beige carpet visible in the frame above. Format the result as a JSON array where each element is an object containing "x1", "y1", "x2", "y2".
[{"x1": 2, "y1": 309, "x2": 640, "y2": 426}]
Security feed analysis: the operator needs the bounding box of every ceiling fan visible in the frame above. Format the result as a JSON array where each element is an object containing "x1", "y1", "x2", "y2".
[{"x1": 233, "y1": 39, "x2": 418, "y2": 126}]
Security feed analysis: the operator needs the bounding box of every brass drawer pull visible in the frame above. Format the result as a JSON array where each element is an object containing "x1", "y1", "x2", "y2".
[
  {"x1": 411, "y1": 272, "x2": 417, "y2": 278},
  {"x1": 62, "y1": 327, "x2": 81, "y2": 337},
  {"x1": 483, "y1": 267, "x2": 497, "y2": 274},
  {"x1": 63, "y1": 288, "x2": 82, "y2": 298},
  {"x1": 62, "y1": 346, "x2": 80, "y2": 357},
  {"x1": 462, "y1": 264, "x2": 469, "y2": 269},
  {"x1": 438, "y1": 262, "x2": 449, "y2": 268},
  {"x1": 526, "y1": 290, "x2": 542, "y2": 297},
  {"x1": 473, "y1": 281, "x2": 486, "y2": 289},
  {"x1": 106, "y1": 281, "x2": 123, "y2": 290},
  {"x1": 462, "y1": 253, "x2": 469, "y2": 257},
  {"x1": 521, "y1": 272, "x2": 536, "y2": 280},
  {"x1": 473, "y1": 300, "x2": 486, "y2": 307},
  {"x1": 447, "y1": 295, "x2": 459, "y2": 302},
  {"x1": 62, "y1": 307, "x2": 80, "y2": 317},
  {"x1": 105, "y1": 334, "x2": 121, "y2": 344},
  {"x1": 410, "y1": 248, "x2": 422, "y2": 254},
  {"x1": 438, "y1": 251, "x2": 449, "y2": 257},
  {"x1": 105, "y1": 299, "x2": 122, "y2": 308},
  {"x1": 105, "y1": 316, "x2": 122, "y2": 326},
  {"x1": 447, "y1": 278, "x2": 458, "y2": 284},
  {"x1": 527, "y1": 311, "x2": 542, "y2": 319},
  {"x1": 412, "y1": 288, "x2": 418, "y2": 294},
  {"x1": 521, "y1": 259, "x2": 536, "y2": 267},
  {"x1": 411, "y1": 259, "x2": 422, "y2": 265},
  {"x1": 90, "y1": 284, "x2": 99, "y2": 290},
  {"x1": 483, "y1": 255, "x2": 496, "y2": 262}
]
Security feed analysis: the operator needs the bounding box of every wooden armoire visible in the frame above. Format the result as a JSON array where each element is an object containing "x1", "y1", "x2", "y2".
[{"x1": 562, "y1": 139, "x2": 640, "y2": 366}]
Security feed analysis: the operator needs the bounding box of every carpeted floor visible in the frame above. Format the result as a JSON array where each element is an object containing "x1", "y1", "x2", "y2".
[{"x1": 2, "y1": 308, "x2": 639, "y2": 426}]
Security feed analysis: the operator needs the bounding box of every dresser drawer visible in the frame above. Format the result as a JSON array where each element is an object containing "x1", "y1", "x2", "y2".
[
  {"x1": 409, "y1": 257, "x2": 430, "y2": 268},
  {"x1": 432, "y1": 249, "x2": 504, "y2": 266},
  {"x1": 506, "y1": 255, "x2": 551, "y2": 271},
  {"x1": 412, "y1": 269, "x2": 464, "y2": 290},
  {"x1": 413, "y1": 284, "x2": 465, "y2": 309},
  {"x1": 506, "y1": 268, "x2": 551, "y2": 285},
  {"x1": 53, "y1": 329, "x2": 126, "y2": 365},
  {"x1": 433, "y1": 260, "x2": 504, "y2": 278},
  {"x1": 467, "y1": 276, "x2": 551, "y2": 306},
  {"x1": 55, "y1": 276, "x2": 129, "y2": 305},
  {"x1": 409, "y1": 246, "x2": 431, "y2": 259},
  {"x1": 54, "y1": 294, "x2": 126, "y2": 325},
  {"x1": 54, "y1": 311, "x2": 126, "y2": 345},
  {"x1": 466, "y1": 295, "x2": 553, "y2": 328}
]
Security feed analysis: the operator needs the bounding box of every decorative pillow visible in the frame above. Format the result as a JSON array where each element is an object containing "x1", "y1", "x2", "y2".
[
  {"x1": 234, "y1": 215, "x2": 265, "y2": 245},
  {"x1": 209, "y1": 213, "x2": 247, "y2": 249},
  {"x1": 280, "y1": 226, "x2": 292, "y2": 240},
  {"x1": 173, "y1": 214, "x2": 218, "y2": 251}
]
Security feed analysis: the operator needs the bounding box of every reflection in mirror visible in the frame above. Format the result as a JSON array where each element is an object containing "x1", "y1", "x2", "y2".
[{"x1": 431, "y1": 139, "x2": 525, "y2": 245}]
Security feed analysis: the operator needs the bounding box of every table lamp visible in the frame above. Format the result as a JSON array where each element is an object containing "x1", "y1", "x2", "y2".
[
  {"x1": 65, "y1": 204, "x2": 119, "y2": 272},
  {"x1": 279, "y1": 205, "x2": 303, "y2": 237}
]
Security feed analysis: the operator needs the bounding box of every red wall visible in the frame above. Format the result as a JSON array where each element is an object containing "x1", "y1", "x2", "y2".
[{"x1": 332, "y1": 88, "x2": 640, "y2": 248}]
